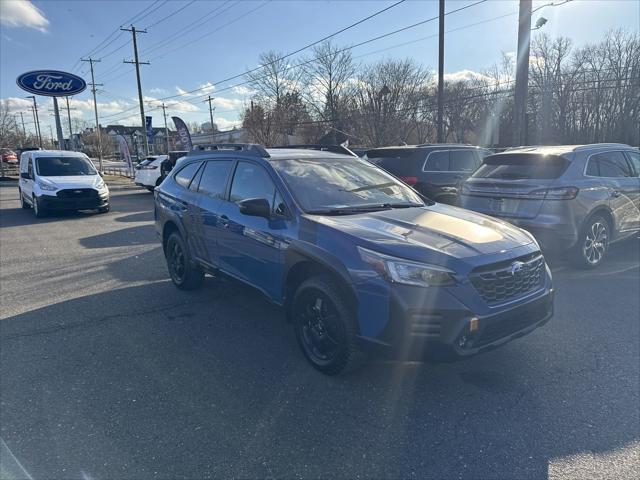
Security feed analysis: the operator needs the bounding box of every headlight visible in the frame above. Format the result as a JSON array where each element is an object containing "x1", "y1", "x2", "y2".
[
  {"x1": 96, "y1": 180, "x2": 106, "y2": 190},
  {"x1": 358, "y1": 247, "x2": 456, "y2": 287},
  {"x1": 37, "y1": 180, "x2": 57, "y2": 191}
]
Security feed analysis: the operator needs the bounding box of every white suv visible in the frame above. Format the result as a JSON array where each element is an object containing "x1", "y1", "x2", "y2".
[
  {"x1": 19, "y1": 150, "x2": 110, "y2": 217},
  {"x1": 134, "y1": 155, "x2": 166, "y2": 191}
]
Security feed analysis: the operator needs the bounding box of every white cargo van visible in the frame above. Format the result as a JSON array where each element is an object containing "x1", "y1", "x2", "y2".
[{"x1": 19, "y1": 150, "x2": 110, "y2": 217}]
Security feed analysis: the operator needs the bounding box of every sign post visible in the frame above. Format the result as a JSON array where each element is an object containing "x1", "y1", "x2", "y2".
[{"x1": 16, "y1": 70, "x2": 87, "y2": 151}]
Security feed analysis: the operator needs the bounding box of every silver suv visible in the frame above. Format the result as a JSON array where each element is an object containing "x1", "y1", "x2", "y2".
[{"x1": 459, "y1": 144, "x2": 640, "y2": 268}]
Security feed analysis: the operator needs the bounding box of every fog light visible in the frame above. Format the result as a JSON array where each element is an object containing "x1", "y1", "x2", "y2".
[{"x1": 469, "y1": 317, "x2": 479, "y2": 333}]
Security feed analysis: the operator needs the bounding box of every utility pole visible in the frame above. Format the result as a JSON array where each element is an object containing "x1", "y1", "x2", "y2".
[
  {"x1": 52, "y1": 97, "x2": 65, "y2": 150},
  {"x1": 513, "y1": 0, "x2": 532, "y2": 146},
  {"x1": 205, "y1": 96, "x2": 216, "y2": 143},
  {"x1": 122, "y1": 25, "x2": 150, "y2": 158},
  {"x1": 64, "y1": 97, "x2": 78, "y2": 150},
  {"x1": 27, "y1": 96, "x2": 42, "y2": 147},
  {"x1": 436, "y1": 0, "x2": 445, "y2": 143},
  {"x1": 82, "y1": 58, "x2": 104, "y2": 170},
  {"x1": 160, "y1": 103, "x2": 170, "y2": 153},
  {"x1": 19, "y1": 111, "x2": 27, "y2": 141}
]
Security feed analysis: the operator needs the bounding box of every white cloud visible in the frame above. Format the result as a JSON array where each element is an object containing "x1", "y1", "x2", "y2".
[
  {"x1": 149, "y1": 87, "x2": 167, "y2": 95},
  {"x1": 214, "y1": 116, "x2": 241, "y2": 131},
  {"x1": 0, "y1": 97, "x2": 33, "y2": 112},
  {"x1": 175, "y1": 82, "x2": 215, "y2": 98},
  {"x1": 232, "y1": 85, "x2": 257, "y2": 96},
  {"x1": 143, "y1": 95, "x2": 200, "y2": 114},
  {"x1": 0, "y1": 0, "x2": 49, "y2": 32},
  {"x1": 443, "y1": 70, "x2": 492, "y2": 84},
  {"x1": 212, "y1": 97, "x2": 243, "y2": 111}
]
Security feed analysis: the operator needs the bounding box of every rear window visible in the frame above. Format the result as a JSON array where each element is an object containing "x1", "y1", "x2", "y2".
[
  {"x1": 367, "y1": 148, "x2": 420, "y2": 176},
  {"x1": 472, "y1": 153, "x2": 569, "y2": 180}
]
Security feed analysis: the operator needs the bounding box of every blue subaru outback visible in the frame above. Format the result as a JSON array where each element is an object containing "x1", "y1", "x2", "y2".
[{"x1": 155, "y1": 144, "x2": 554, "y2": 374}]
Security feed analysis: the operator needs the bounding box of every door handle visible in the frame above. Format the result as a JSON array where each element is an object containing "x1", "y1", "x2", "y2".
[{"x1": 220, "y1": 214, "x2": 229, "y2": 227}]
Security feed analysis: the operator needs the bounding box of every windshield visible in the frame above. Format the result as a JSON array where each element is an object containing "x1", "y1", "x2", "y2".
[
  {"x1": 472, "y1": 153, "x2": 569, "y2": 180},
  {"x1": 36, "y1": 156, "x2": 97, "y2": 177},
  {"x1": 272, "y1": 157, "x2": 424, "y2": 213}
]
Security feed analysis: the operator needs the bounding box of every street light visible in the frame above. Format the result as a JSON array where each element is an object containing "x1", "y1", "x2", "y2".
[{"x1": 532, "y1": 17, "x2": 548, "y2": 30}]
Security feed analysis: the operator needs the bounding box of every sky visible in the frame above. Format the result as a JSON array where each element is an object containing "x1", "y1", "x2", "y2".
[{"x1": 1, "y1": 0, "x2": 638, "y2": 138}]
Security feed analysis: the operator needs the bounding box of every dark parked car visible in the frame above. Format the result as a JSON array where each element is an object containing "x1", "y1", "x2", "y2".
[
  {"x1": 366, "y1": 144, "x2": 491, "y2": 204},
  {"x1": 459, "y1": 144, "x2": 640, "y2": 268},
  {"x1": 155, "y1": 143, "x2": 553, "y2": 374}
]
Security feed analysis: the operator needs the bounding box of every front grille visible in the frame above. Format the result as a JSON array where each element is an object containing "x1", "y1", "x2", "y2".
[
  {"x1": 470, "y1": 252, "x2": 545, "y2": 305},
  {"x1": 476, "y1": 297, "x2": 550, "y2": 346},
  {"x1": 57, "y1": 188, "x2": 99, "y2": 199}
]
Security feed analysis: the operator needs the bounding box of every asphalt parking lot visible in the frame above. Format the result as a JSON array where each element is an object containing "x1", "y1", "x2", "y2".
[{"x1": 1, "y1": 180, "x2": 638, "y2": 480}]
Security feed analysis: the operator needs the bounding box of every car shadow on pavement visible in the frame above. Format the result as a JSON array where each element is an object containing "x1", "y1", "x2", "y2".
[
  {"x1": 79, "y1": 224, "x2": 157, "y2": 248},
  {"x1": 114, "y1": 211, "x2": 154, "y2": 223},
  {"x1": 1, "y1": 276, "x2": 638, "y2": 479}
]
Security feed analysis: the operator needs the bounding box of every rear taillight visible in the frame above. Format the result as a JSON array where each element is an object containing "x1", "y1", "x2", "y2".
[
  {"x1": 400, "y1": 176, "x2": 418, "y2": 185},
  {"x1": 530, "y1": 186, "x2": 579, "y2": 200}
]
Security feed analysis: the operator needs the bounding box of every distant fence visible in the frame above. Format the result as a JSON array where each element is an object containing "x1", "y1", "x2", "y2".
[
  {"x1": 101, "y1": 165, "x2": 134, "y2": 178},
  {"x1": 0, "y1": 163, "x2": 19, "y2": 178}
]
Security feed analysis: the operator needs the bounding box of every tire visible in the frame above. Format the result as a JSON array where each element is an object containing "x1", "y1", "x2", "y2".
[
  {"x1": 98, "y1": 205, "x2": 110, "y2": 214},
  {"x1": 571, "y1": 215, "x2": 611, "y2": 268},
  {"x1": 19, "y1": 189, "x2": 30, "y2": 209},
  {"x1": 165, "y1": 231, "x2": 204, "y2": 290},
  {"x1": 292, "y1": 276, "x2": 365, "y2": 375},
  {"x1": 32, "y1": 195, "x2": 46, "y2": 218}
]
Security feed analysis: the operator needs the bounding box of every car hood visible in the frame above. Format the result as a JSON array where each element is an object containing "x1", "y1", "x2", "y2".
[
  {"x1": 38, "y1": 175, "x2": 103, "y2": 189},
  {"x1": 309, "y1": 203, "x2": 534, "y2": 261}
]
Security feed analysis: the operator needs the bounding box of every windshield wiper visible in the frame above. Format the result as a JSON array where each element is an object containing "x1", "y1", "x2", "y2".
[
  {"x1": 307, "y1": 203, "x2": 423, "y2": 215},
  {"x1": 344, "y1": 182, "x2": 397, "y2": 193}
]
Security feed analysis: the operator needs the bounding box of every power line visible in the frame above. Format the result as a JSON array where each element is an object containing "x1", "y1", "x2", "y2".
[
  {"x1": 145, "y1": 0, "x2": 198, "y2": 29},
  {"x1": 71, "y1": 0, "x2": 163, "y2": 71},
  {"x1": 148, "y1": 1, "x2": 264, "y2": 60},
  {"x1": 140, "y1": 0, "x2": 238, "y2": 58},
  {"x1": 158, "y1": 0, "x2": 413, "y2": 100}
]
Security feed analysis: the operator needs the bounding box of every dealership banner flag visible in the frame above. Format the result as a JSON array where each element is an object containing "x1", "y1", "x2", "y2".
[
  {"x1": 172, "y1": 116, "x2": 193, "y2": 151},
  {"x1": 116, "y1": 134, "x2": 133, "y2": 173},
  {"x1": 145, "y1": 116, "x2": 153, "y2": 145}
]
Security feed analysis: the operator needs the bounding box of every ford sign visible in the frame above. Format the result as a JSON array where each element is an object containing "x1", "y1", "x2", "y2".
[{"x1": 17, "y1": 70, "x2": 87, "y2": 97}]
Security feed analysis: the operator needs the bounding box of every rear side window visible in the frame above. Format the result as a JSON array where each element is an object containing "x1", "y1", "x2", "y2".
[
  {"x1": 450, "y1": 150, "x2": 479, "y2": 172},
  {"x1": 198, "y1": 160, "x2": 233, "y2": 199},
  {"x1": 174, "y1": 161, "x2": 201, "y2": 188},
  {"x1": 424, "y1": 151, "x2": 449, "y2": 171},
  {"x1": 586, "y1": 151, "x2": 633, "y2": 178},
  {"x1": 366, "y1": 149, "x2": 420, "y2": 176},
  {"x1": 229, "y1": 162, "x2": 276, "y2": 209},
  {"x1": 625, "y1": 151, "x2": 640, "y2": 176},
  {"x1": 472, "y1": 154, "x2": 569, "y2": 180}
]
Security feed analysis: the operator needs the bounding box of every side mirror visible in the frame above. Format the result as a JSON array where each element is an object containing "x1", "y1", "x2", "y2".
[
  {"x1": 238, "y1": 198, "x2": 271, "y2": 219},
  {"x1": 20, "y1": 172, "x2": 31, "y2": 180}
]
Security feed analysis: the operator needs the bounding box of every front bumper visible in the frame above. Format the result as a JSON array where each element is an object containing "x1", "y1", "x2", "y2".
[
  {"x1": 38, "y1": 191, "x2": 109, "y2": 210},
  {"x1": 360, "y1": 284, "x2": 554, "y2": 360}
]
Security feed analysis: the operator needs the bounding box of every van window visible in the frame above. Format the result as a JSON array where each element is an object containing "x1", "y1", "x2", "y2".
[
  {"x1": 28, "y1": 158, "x2": 34, "y2": 178},
  {"x1": 174, "y1": 161, "x2": 202, "y2": 189},
  {"x1": 472, "y1": 154, "x2": 569, "y2": 180},
  {"x1": 36, "y1": 156, "x2": 97, "y2": 176},
  {"x1": 587, "y1": 152, "x2": 633, "y2": 178}
]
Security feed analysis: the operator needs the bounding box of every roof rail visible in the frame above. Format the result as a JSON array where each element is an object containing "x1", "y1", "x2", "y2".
[
  {"x1": 271, "y1": 144, "x2": 358, "y2": 157},
  {"x1": 188, "y1": 143, "x2": 270, "y2": 158},
  {"x1": 573, "y1": 143, "x2": 631, "y2": 151}
]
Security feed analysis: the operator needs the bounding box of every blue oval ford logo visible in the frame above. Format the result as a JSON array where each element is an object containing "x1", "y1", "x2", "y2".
[{"x1": 16, "y1": 70, "x2": 87, "y2": 97}]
